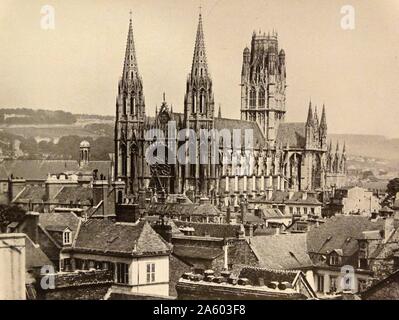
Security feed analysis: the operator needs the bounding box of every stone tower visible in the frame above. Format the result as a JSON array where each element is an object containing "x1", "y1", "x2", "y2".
[
  {"x1": 115, "y1": 14, "x2": 146, "y2": 194},
  {"x1": 183, "y1": 12, "x2": 216, "y2": 195},
  {"x1": 240, "y1": 30, "x2": 286, "y2": 146}
]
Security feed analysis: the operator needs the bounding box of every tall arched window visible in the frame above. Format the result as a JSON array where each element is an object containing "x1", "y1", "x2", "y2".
[
  {"x1": 249, "y1": 88, "x2": 256, "y2": 108},
  {"x1": 200, "y1": 91, "x2": 205, "y2": 113},
  {"x1": 192, "y1": 91, "x2": 196, "y2": 113},
  {"x1": 258, "y1": 87, "x2": 265, "y2": 107}
]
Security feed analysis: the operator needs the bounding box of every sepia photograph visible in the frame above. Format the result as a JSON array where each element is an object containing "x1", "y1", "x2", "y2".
[{"x1": 0, "y1": 0, "x2": 399, "y2": 308}]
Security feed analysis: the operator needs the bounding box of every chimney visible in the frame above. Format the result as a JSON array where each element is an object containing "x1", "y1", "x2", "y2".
[
  {"x1": 24, "y1": 211, "x2": 40, "y2": 244},
  {"x1": 8, "y1": 177, "x2": 26, "y2": 203},
  {"x1": 240, "y1": 197, "x2": 247, "y2": 223},
  {"x1": 138, "y1": 189, "x2": 146, "y2": 209},
  {"x1": 248, "y1": 224, "x2": 254, "y2": 237},
  {"x1": 226, "y1": 207, "x2": 231, "y2": 224},
  {"x1": 92, "y1": 179, "x2": 110, "y2": 217},
  {"x1": 152, "y1": 217, "x2": 173, "y2": 243},
  {"x1": 384, "y1": 217, "x2": 395, "y2": 242}
]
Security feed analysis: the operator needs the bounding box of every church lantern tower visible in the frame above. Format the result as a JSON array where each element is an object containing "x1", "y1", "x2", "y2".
[{"x1": 240, "y1": 30, "x2": 286, "y2": 146}]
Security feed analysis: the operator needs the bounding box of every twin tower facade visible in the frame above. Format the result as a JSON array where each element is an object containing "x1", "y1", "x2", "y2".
[{"x1": 114, "y1": 13, "x2": 347, "y2": 200}]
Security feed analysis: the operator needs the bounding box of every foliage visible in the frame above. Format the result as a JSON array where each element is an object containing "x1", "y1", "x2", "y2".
[
  {"x1": 387, "y1": 178, "x2": 399, "y2": 196},
  {"x1": 0, "y1": 205, "x2": 26, "y2": 232},
  {"x1": 0, "y1": 108, "x2": 76, "y2": 125}
]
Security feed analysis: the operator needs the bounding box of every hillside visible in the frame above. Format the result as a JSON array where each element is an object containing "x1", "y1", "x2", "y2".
[{"x1": 329, "y1": 134, "x2": 399, "y2": 160}]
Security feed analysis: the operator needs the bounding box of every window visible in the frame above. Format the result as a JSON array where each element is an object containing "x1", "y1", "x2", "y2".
[
  {"x1": 330, "y1": 276, "x2": 338, "y2": 292},
  {"x1": 304, "y1": 207, "x2": 308, "y2": 215},
  {"x1": 289, "y1": 207, "x2": 293, "y2": 214},
  {"x1": 63, "y1": 230, "x2": 72, "y2": 245},
  {"x1": 330, "y1": 254, "x2": 340, "y2": 266},
  {"x1": 146, "y1": 263, "x2": 156, "y2": 283},
  {"x1": 116, "y1": 263, "x2": 129, "y2": 284},
  {"x1": 249, "y1": 88, "x2": 256, "y2": 108},
  {"x1": 296, "y1": 207, "x2": 301, "y2": 215},
  {"x1": 258, "y1": 87, "x2": 265, "y2": 107},
  {"x1": 317, "y1": 274, "x2": 324, "y2": 292}
]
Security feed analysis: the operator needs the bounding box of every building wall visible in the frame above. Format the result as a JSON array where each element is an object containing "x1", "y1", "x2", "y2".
[
  {"x1": 312, "y1": 268, "x2": 370, "y2": 296},
  {"x1": 342, "y1": 187, "x2": 380, "y2": 215},
  {"x1": 0, "y1": 233, "x2": 26, "y2": 300},
  {"x1": 60, "y1": 252, "x2": 170, "y2": 297}
]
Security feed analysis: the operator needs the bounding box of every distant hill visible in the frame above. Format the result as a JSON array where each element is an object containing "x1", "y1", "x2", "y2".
[
  {"x1": 329, "y1": 134, "x2": 399, "y2": 160},
  {"x1": 0, "y1": 108, "x2": 76, "y2": 125}
]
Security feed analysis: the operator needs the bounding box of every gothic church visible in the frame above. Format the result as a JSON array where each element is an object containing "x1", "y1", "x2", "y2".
[{"x1": 114, "y1": 13, "x2": 347, "y2": 200}]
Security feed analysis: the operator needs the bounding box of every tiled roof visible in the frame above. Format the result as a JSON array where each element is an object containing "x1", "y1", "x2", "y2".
[
  {"x1": 0, "y1": 159, "x2": 111, "y2": 180},
  {"x1": 25, "y1": 236, "x2": 53, "y2": 270},
  {"x1": 14, "y1": 184, "x2": 46, "y2": 203},
  {"x1": 253, "y1": 190, "x2": 321, "y2": 205},
  {"x1": 73, "y1": 219, "x2": 170, "y2": 256},
  {"x1": 39, "y1": 211, "x2": 81, "y2": 246},
  {"x1": 146, "y1": 203, "x2": 221, "y2": 216},
  {"x1": 174, "y1": 221, "x2": 242, "y2": 238},
  {"x1": 39, "y1": 211, "x2": 80, "y2": 233},
  {"x1": 214, "y1": 118, "x2": 266, "y2": 148},
  {"x1": 239, "y1": 266, "x2": 299, "y2": 285},
  {"x1": 260, "y1": 208, "x2": 285, "y2": 219},
  {"x1": 306, "y1": 215, "x2": 384, "y2": 257},
  {"x1": 249, "y1": 233, "x2": 313, "y2": 269},
  {"x1": 276, "y1": 122, "x2": 306, "y2": 148},
  {"x1": 54, "y1": 186, "x2": 93, "y2": 205},
  {"x1": 173, "y1": 245, "x2": 223, "y2": 260}
]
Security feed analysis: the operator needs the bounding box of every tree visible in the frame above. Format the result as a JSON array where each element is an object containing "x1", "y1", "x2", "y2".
[
  {"x1": 387, "y1": 178, "x2": 399, "y2": 197},
  {"x1": 0, "y1": 205, "x2": 26, "y2": 232}
]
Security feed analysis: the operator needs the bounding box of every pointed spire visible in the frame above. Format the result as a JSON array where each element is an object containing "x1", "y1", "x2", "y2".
[
  {"x1": 313, "y1": 106, "x2": 319, "y2": 127},
  {"x1": 306, "y1": 101, "x2": 313, "y2": 127},
  {"x1": 191, "y1": 11, "x2": 209, "y2": 78},
  {"x1": 320, "y1": 104, "x2": 327, "y2": 129},
  {"x1": 218, "y1": 104, "x2": 222, "y2": 118},
  {"x1": 336, "y1": 141, "x2": 340, "y2": 153},
  {"x1": 328, "y1": 140, "x2": 333, "y2": 152},
  {"x1": 342, "y1": 142, "x2": 346, "y2": 154},
  {"x1": 122, "y1": 12, "x2": 139, "y2": 82}
]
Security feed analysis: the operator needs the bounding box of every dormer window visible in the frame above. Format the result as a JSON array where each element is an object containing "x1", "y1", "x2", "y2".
[
  {"x1": 63, "y1": 229, "x2": 72, "y2": 245},
  {"x1": 329, "y1": 251, "x2": 341, "y2": 266}
]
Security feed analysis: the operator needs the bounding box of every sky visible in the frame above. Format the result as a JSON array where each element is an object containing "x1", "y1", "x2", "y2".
[{"x1": 0, "y1": 0, "x2": 398, "y2": 137}]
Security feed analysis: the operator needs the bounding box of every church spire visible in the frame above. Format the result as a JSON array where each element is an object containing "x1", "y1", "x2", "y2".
[
  {"x1": 320, "y1": 104, "x2": 327, "y2": 130},
  {"x1": 218, "y1": 104, "x2": 222, "y2": 118},
  {"x1": 191, "y1": 12, "x2": 209, "y2": 78},
  {"x1": 306, "y1": 101, "x2": 313, "y2": 127},
  {"x1": 122, "y1": 11, "x2": 140, "y2": 83}
]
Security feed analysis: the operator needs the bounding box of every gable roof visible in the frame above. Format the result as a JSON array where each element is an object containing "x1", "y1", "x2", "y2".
[
  {"x1": 253, "y1": 190, "x2": 321, "y2": 205},
  {"x1": 174, "y1": 221, "x2": 242, "y2": 239},
  {"x1": 306, "y1": 215, "x2": 384, "y2": 257},
  {"x1": 53, "y1": 186, "x2": 93, "y2": 205},
  {"x1": 276, "y1": 122, "x2": 306, "y2": 148},
  {"x1": 362, "y1": 269, "x2": 399, "y2": 300},
  {"x1": 146, "y1": 203, "x2": 221, "y2": 216},
  {"x1": 249, "y1": 234, "x2": 312, "y2": 269},
  {"x1": 173, "y1": 245, "x2": 223, "y2": 261},
  {"x1": 13, "y1": 184, "x2": 46, "y2": 203},
  {"x1": 73, "y1": 219, "x2": 170, "y2": 257},
  {"x1": 39, "y1": 211, "x2": 80, "y2": 233},
  {"x1": 25, "y1": 235, "x2": 53, "y2": 270}
]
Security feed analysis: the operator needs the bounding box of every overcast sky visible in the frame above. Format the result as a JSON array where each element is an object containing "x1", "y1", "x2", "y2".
[{"x1": 0, "y1": 0, "x2": 398, "y2": 137}]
